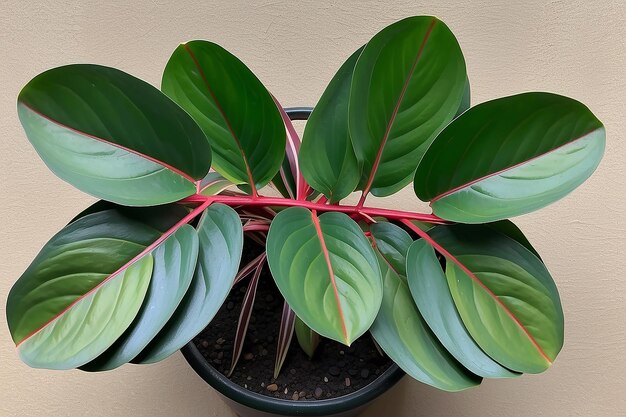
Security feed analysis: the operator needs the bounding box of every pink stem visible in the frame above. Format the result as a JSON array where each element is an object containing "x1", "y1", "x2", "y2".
[{"x1": 180, "y1": 194, "x2": 448, "y2": 224}]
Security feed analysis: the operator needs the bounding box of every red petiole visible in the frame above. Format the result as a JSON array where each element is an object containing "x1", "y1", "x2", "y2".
[{"x1": 180, "y1": 194, "x2": 448, "y2": 225}]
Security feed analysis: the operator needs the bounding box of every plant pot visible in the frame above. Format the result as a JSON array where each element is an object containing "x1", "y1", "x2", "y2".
[
  {"x1": 182, "y1": 343, "x2": 404, "y2": 417},
  {"x1": 181, "y1": 107, "x2": 405, "y2": 417}
]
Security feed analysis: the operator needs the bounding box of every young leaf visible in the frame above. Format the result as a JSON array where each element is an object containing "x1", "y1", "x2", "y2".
[
  {"x1": 294, "y1": 316, "x2": 320, "y2": 359},
  {"x1": 407, "y1": 239, "x2": 520, "y2": 378},
  {"x1": 266, "y1": 207, "x2": 382, "y2": 346},
  {"x1": 300, "y1": 47, "x2": 363, "y2": 203},
  {"x1": 18, "y1": 64, "x2": 211, "y2": 206},
  {"x1": 81, "y1": 225, "x2": 199, "y2": 371},
  {"x1": 162, "y1": 41, "x2": 285, "y2": 194},
  {"x1": 133, "y1": 204, "x2": 244, "y2": 364},
  {"x1": 229, "y1": 255, "x2": 265, "y2": 376},
  {"x1": 199, "y1": 172, "x2": 234, "y2": 196},
  {"x1": 350, "y1": 16, "x2": 467, "y2": 197},
  {"x1": 272, "y1": 100, "x2": 310, "y2": 200},
  {"x1": 6, "y1": 204, "x2": 196, "y2": 369},
  {"x1": 415, "y1": 93, "x2": 605, "y2": 223},
  {"x1": 234, "y1": 252, "x2": 267, "y2": 285},
  {"x1": 274, "y1": 301, "x2": 296, "y2": 378},
  {"x1": 412, "y1": 223, "x2": 564, "y2": 373},
  {"x1": 369, "y1": 223, "x2": 481, "y2": 391}
]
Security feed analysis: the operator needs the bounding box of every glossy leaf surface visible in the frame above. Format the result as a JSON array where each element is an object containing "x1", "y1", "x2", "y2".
[
  {"x1": 300, "y1": 47, "x2": 362, "y2": 202},
  {"x1": 18, "y1": 64, "x2": 211, "y2": 206},
  {"x1": 370, "y1": 223, "x2": 480, "y2": 391},
  {"x1": 407, "y1": 239, "x2": 519, "y2": 378},
  {"x1": 81, "y1": 225, "x2": 199, "y2": 371},
  {"x1": 5, "y1": 207, "x2": 185, "y2": 369},
  {"x1": 162, "y1": 41, "x2": 285, "y2": 191},
  {"x1": 415, "y1": 93, "x2": 605, "y2": 223},
  {"x1": 350, "y1": 16, "x2": 467, "y2": 196},
  {"x1": 266, "y1": 207, "x2": 382, "y2": 345},
  {"x1": 134, "y1": 204, "x2": 243, "y2": 363},
  {"x1": 429, "y1": 225, "x2": 564, "y2": 373}
]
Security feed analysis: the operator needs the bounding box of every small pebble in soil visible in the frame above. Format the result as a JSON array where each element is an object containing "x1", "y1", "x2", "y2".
[
  {"x1": 193, "y1": 245, "x2": 392, "y2": 402},
  {"x1": 345, "y1": 377, "x2": 351, "y2": 387},
  {"x1": 360, "y1": 369, "x2": 370, "y2": 379},
  {"x1": 292, "y1": 392, "x2": 299, "y2": 401}
]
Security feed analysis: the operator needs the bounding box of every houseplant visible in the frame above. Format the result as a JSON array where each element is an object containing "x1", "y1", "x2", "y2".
[{"x1": 6, "y1": 14, "x2": 605, "y2": 417}]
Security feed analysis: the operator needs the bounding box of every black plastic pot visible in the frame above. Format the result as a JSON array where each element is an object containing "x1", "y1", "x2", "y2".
[
  {"x1": 182, "y1": 342, "x2": 404, "y2": 417},
  {"x1": 181, "y1": 107, "x2": 404, "y2": 417}
]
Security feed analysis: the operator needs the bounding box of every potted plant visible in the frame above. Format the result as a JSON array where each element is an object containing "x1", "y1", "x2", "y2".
[{"x1": 6, "y1": 15, "x2": 604, "y2": 417}]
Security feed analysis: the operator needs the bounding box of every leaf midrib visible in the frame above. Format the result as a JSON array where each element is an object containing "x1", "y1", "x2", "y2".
[
  {"x1": 19, "y1": 102, "x2": 197, "y2": 185},
  {"x1": 361, "y1": 17, "x2": 437, "y2": 196}
]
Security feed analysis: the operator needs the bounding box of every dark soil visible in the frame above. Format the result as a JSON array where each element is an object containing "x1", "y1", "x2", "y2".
[{"x1": 193, "y1": 238, "x2": 393, "y2": 401}]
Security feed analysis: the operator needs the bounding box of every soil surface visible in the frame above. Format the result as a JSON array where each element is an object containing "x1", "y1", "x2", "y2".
[{"x1": 193, "y1": 238, "x2": 393, "y2": 401}]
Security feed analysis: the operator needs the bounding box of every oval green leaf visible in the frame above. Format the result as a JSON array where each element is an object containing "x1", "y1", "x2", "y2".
[
  {"x1": 18, "y1": 64, "x2": 211, "y2": 206},
  {"x1": 162, "y1": 41, "x2": 285, "y2": 192},
  {"x1": 266, "y1": 207, "x2": 382, "y2": 345},
  {"x1": 406, "y1": 239, "x2": 520, "y2": 378},
  {"x1": 81, "y1": 224, "x2": 199, "y2": 371},
  {"x1": 300, "y1": 47, "x2": 362, "y2": 203},
  {"x1": 370, "y1": 223, "x2": 481, "y2": 391},
  {"x1": 350, "y1": 16, "x2": 467, "y2": 197},
  {"x1": 133, "y1": 203, "x2": 243, "y2": 364},
  {"x1": 6, "y1": 208, "x2": 171, "y2": 369},
  {"x1": 415, "y1": 92, "x2": 605, "y2": 223},
  {"x1": 428, "y1": 224, "x2": 564, "y2": 373}
]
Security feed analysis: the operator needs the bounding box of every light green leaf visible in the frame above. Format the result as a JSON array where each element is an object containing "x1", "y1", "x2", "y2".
[
  {"x1": 266, "y1": 207, "x2": 382, "y2": 345},
  {"x1": 134, "y1": 203, "x2": 243, "y2": 363},
  {"x1": 407, "y1": 239, "x2": 519, "y2": 378},
  {"x1": 81, "y1": 225, "x2": 199, "y2": 371},
  {"x1": 430, "y1": 224, "x2": 564, "y2": 373}
]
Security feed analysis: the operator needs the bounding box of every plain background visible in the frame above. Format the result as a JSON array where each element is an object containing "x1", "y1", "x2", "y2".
[{"x1": 1, "y1": 1, "x2": 624, "y2": 416}]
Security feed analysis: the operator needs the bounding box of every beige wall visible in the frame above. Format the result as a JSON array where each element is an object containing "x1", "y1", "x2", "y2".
[{"x1": 1, "y1": 1, "x2": 625, "y2": 416}]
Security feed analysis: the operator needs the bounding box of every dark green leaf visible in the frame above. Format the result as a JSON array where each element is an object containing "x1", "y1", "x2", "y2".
[
  {"x1": 300, "y1": 47, "x2": 362, "y2": 202},
  {"x1": 18, "y1": 64, "x2": 211, "y2": 206},
  {"x1": 350, "y1": 16, "x2": 467, "y2": 197},
  {"x1": 162, "y1": 41, "x2": 285, "y2": 192},
  {"x1": 415, "y1": 93, "x2": 605, "y2": 223}
]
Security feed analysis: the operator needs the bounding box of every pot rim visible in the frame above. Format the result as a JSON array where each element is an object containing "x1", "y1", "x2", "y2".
[{"x1": 181, "y1": 342, "x2": 405, "y2": 416}]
